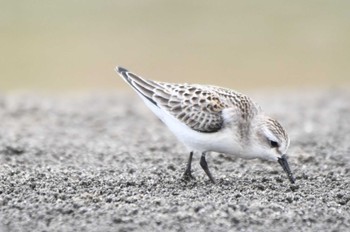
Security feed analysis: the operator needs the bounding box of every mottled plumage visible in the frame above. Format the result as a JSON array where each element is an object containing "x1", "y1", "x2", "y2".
[
  {"x1": 116, "y1": 66, "x2": 295, "y2": 184},
  {"x1": 118, "y1": 67, "x2": 259, "y2": 133}
]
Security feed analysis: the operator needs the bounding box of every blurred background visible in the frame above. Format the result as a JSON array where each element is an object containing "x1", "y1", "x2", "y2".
[{"x1": 1, "y1": 0, "x2": 349, "y2": 93}]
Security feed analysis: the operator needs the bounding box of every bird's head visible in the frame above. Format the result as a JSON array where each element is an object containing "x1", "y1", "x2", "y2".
[{"x1": 248, "y1": 115, "x2": 295, "y2": 183}]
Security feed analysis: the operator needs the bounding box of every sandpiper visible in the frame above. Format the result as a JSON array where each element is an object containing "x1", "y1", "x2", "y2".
[{"x1": 116, "y1": 67, "x2": 295, "y2": 184}]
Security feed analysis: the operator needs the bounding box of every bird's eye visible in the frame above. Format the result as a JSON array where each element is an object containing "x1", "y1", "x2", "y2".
[{"x1": 269, "y1": 140, "x2": 279, "y2": 148}]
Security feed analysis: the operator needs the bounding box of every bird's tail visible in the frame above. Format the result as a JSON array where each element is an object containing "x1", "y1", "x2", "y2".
[{"x1": 115, "y1": 66, "x2": 158, "y2": 106}]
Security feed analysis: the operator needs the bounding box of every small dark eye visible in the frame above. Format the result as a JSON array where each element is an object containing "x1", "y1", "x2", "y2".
[{"x1": 270, "y1": 140, "x2": 279, "y2": 148}]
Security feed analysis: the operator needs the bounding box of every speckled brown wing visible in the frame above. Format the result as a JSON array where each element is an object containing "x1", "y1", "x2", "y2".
[
  {"x1": 208, "y1": 86, "x2": 260, "y2": 120},
  {"x1": 152, "y1": 83, "x2": 229, "y2": 133},
  {"x1": 117, "y1": 67, "x2": 257, "y2": 133}
]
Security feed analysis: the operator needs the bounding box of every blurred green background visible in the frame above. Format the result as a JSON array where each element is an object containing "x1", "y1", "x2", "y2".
[{"x1": 1, "y1": 0, "x2": 349, "y2": 92}]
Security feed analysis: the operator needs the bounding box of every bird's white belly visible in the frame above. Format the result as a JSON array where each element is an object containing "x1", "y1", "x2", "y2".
[{"x1": 142, "y1": 98, "x2": 242, "y2": 155}]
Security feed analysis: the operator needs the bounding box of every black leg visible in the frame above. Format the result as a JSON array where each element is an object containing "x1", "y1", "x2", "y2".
[
  {"x1": 200, "y1": 152, "x2": 216, "y2": 184},
  {"x1": 183, "y1": 151, "x2": 195, "y2": 180}
]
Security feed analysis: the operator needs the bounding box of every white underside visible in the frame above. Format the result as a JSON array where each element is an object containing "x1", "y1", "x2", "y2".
[{"x1": 138, "y1": 93, "x2": 244, "y2": 156}]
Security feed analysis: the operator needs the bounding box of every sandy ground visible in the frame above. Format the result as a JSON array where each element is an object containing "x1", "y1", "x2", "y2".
[{"x1": 0, "y1": 89, "x2": 349, "y2": 232}]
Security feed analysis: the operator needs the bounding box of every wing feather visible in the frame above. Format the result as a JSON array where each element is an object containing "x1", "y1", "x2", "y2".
[
  {"x1": 116, "y1": 67, "x2": 259, "y2": 133},
  {"x1": 153, "y1": 84, "x2": 226, "y2": 132}
]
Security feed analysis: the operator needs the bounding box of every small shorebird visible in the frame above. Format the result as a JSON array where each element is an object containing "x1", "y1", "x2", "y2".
[{"x1": 116, "y1": 67, "x2": 295, "y2": 184}]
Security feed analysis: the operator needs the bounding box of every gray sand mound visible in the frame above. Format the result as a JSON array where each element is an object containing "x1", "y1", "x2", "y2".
[{"x1": 0, "y1": 90, "x2": 349, "y2": 232}]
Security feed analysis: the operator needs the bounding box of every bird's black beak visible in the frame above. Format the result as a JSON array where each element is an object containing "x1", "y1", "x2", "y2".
[{"x1": 277, "y1": 154, "x2": 295, "y2": 184}]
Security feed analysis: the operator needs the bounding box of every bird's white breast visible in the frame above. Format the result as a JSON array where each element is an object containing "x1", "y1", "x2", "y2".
[{"x1": 140, "y1": 95, "x2": 243, "y2": 155}]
